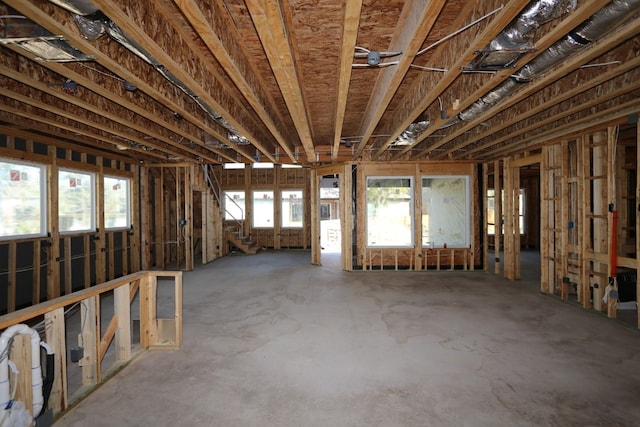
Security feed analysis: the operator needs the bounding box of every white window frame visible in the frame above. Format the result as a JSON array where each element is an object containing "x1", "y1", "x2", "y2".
[
  {"x1": 0, "y1": 158, "x2": 47, "y2": 240},
  {"x1": 252, "y1": 190, "x2": 274, "y2": 228},
  {"x1": 104, "y1": 175, "x2": 131, "y2": 229},
  {"x1": 366, "y1": 176, "x2": 414, "y2": 248},
  {"x1": 421, "y1": 175, "x2": 470, "y2": 248},
  {"x1": 59, "y1": 168, "x2": 96, "y2": 234},
  {"x1": 281, "y1": 190, "x2": 304, "y2": 228}
]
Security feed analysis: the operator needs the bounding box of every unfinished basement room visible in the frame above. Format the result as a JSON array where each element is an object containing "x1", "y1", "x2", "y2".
[{"x1": 1, "y1": 0, "x2": 640, "y2": 426}]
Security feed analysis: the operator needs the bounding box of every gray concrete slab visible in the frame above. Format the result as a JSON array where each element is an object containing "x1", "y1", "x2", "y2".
[{"x1": 55, "y1": 251, "x2": 640, "y2": 426}]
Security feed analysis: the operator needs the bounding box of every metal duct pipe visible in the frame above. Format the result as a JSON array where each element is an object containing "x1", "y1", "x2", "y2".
[
  {"x1": 458, "y1": 0, "x2": 640, "y2": 124},
  {"x1": 49, "y1": 0, "x2": 99, "y2": 15},
  {"x1": 393, "y1": 121, "x2": 430, "y2": 146},
  {"x1": 490, "y1": 0, "x2": 577, "y2": 51}
]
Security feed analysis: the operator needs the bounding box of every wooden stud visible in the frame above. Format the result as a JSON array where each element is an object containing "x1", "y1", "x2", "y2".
[
  {"x1": 64, "y1": 237, "x2": 72, "y2": 295},
  {"x1": 185, "y1": 165, "x2": 194, "y2": 271},
  {"x1": 32, "y1": 240, "x2": 41, "y2": 305},
  {"x1": 607, "y1": 126, "x2": 617, "y2": 319},
  {"x1": 47, "y1": 146, "x2": 60, "y2": 300},
  {"x1": 44, "y1": 307, "x2": 68, "y2": 414},
  {"x1": 8, "y1": 241, "x2": 16, "y2": 313},
  {"x1": 114, "y1": 283, "x2": 132, "y2": 362},
  {"x1": 636, "y1": 123, "x2": 640, "y2": 329},
  {"x1": 83, "y1": 235, "x2": 91, "y2": 289},
  {"x1": 494, "y1": 160, "x2": 501, "y2": 275},
  {"x1": 11, "y1": 334, "x2": 33, "y2": 421},
  {"x1": 80, "y1": 295, "x2": 100, "y2": 386}
]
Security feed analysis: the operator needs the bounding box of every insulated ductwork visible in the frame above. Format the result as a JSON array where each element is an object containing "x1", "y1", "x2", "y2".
[
  {"x1": 457, "y1": 0, "x2": 640, "y2": 124},
  {"x1": 393, "y1": 121, "x2": 430, "y2": 146},
  {"x1": 46, "y1": 0, "x2": 252, "y2": 148}
]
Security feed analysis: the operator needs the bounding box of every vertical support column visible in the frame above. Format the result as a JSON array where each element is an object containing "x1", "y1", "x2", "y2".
[
  {"x1": 47, "y1": 146, "x2": 60, "y2": 300},
  {"x1": 540, "y1": 146, "x2": 550, "y2": 294},
  {"x1": 636, "y1": 124, "x2": 640, "y2": 328},
  {"x1": 494, "y1": 160, "x2": 501, "y2": 275},
  {"x1": 130, "y1": 164, "x2": 141, "y2": 272},
  {"x1": 80, "y1": 295, "x2": 100, "y2": 386},
  {"x1": 114, "y1": 283, "x2": 132, "y2": 362},
  {"x1": 592, "y1": 132, "x2": 608, "y2": 312},
  {"x1": 342, "y1": 163, "x2": 353, "y2": 271},
  {"x1": 45, "y1": 307, "x2": 67, "y2": 415},
  {"x1": 503, "y1": 158, "x2": 514, "y2": 280},
  {"x1": 7, "y1": 242, "x2": 16, "y2": 312},
  {"x1": 11, "y1": 335, "x2": 33, "y2": 423},
  {"x1": 32, "y1": 240, "x2": 41, "y2": 305},
  {"x1": 514, "y1": 165, "x2": 521, "y2": 280},
  {"x1": 483, "y1": 163, "x2": 489, "y2": 271},
  {"x1": 140, "y1": 166, "x2": 152, "y2": 270},
  {"x1": 576, "y1": 137, "x2": 586, "y2": 305},
  {"x1": 414, "y1": 164, "x2": 422, "y2": 271},
  {"x1": 581, "y1": 136, "x2": 592, "y2": 308},
  {"x1": 310, "y1": 169, "x2": 320, "y2": 265},
  {"x1": 607, "y1": 126, "x2": 618, "y2": 319},
  {"x1": 83, "y1": 235, "x2": 91, "y2": 289},
  {"x1": 274, "y1": 166, "x2": 282, "y2": 250},
  {"x1": 95, "y1": 159, "x2": 106, "y2": 285},
  {"x1": 175, "y1": 166, "x2": 182, "y2": 268},
  {"x1": 64, "y1": 237, "x2": 72, "y2": 295},
  {"x1": 560, "y1": 142, "x2": 570, "y2": 300},
  {"x1": 184, "y1": 165, "x2": 194, "y2": 271},
  {"x1": 140, "y1": 274, "x2": 156, "y2": 349}
]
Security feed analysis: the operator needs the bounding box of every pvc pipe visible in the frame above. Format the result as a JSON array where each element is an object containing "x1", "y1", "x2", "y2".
[{"x1": 0, "y1": 324, "x2": 45, "y2": 417}]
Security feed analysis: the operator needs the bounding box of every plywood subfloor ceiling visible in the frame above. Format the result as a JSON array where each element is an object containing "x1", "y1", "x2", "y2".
[{"x1": 1, "y1": 0, "x2": 639, "y2": 166}]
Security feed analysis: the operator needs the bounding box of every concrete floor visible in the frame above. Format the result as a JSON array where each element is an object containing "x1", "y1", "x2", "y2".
[{"x1": 56, "y1": 251, "x2": 640, "y2": 426}]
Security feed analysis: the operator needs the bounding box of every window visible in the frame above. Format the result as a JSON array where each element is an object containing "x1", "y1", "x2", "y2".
[
  {"x1": 223, "y1": 163, "x2": 245, "y2": 169},
  {"x1": 253, "y1": 190, "x2": 274, "y2": 227},
  {"x1": 0, "y1": 159, "x2": 46, "y2": 239},
  {"x1": 252, "y1": 162, "x2": 274, "y2": 169},
  {"x1": 422, "y1": 176, "x2": 470, "y2": 248},
  {"x1": 366, "y1": 177, "x2": 413, "y2": 247},
  {"x1": 281, "y1": 190, "x2": 303, "y2": 228},
  {"x1": 224, "y1": 190, "x2": 245, "y2": 221},
  {"x1": 59, "y1": 169, "x2": 95, "y2": 233},
  {"x1": 487, "y1": 189, "x2": 525, "y2": 235},
  {"x1": 104, "y1": 176, "x2": 130, "y2": 229}
]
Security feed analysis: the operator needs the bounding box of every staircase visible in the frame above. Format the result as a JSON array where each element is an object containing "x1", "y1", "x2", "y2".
[{"x1": 225, "y1": 226, "x2": 261, "y2": 255}]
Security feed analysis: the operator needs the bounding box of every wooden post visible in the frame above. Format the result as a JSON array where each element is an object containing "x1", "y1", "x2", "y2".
[
  {"x1": 636, "y1": 124, "x2": 640, "y2": 329},
  {"x1": 503, "y1": 158, "x2": 514, "y2": 280},
  {"x1": 8, "y1": 242, "x2": 16, "y2": 313},
  {"x1": 83, "y1": 235, "x2": 91, "y2": 289},
  {"x1": 130, "y1": 164, "x2": 141, "y2": 272},
  {"x1": 483, "y1": 163, "x2": 489, "y2": 271},
  {"x1": 184, "y1": 165, "x2": 194, "y2": 271},
  {"x1": 341, "y1": 163, "x2": 353, "y2": 271},
  {"x1": 47, "y1": 146, "x2": 60, "y2": 300},
  {"x1": 592, "y1": 132, "x2": 608, "y2": 312},
  {"x1": 114, "y1": 283, "x2": 132, "y2": 362},
  {"x1": 32, "y1": 240, "x2": 41, "y2": 305},
  {"x1": 80, "y1": 295, "x2": 100, "y2": 386},
  {"x1": 95, "y1": 159, "x2": 106, "y2": 285},
  {"x1": 581, "y1": 136, "x2": 592, "y2": 308},
  {"x1": 494, "y1": 160, "x2": 501, "y2": 275},
  {"x1": 11, "y1": 334, "x2": 33, "y2": 424},
  {"x1": 310, "y1": 169, "x2": 320, "y2": 265},
  {"x1": 607, "y1": 126, "x2": 617, "y2": 319},
  {"x1": 64, "y1": 237, "x2": 72, "y2": 295},
  {"x1": 44, "y1": 307, "x2": 68, "y2": 414}
]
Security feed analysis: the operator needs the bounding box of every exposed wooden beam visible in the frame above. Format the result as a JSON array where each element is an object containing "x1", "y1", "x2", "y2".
[
  {"x1": 332, "y1": 0, "x2": 362, "y2": 162},
  {"x1": 90, "y1": 0, "x2": 277, "y2": 162},
  {"x1": 353, "y1": 0, "x2": 447, "y2": 159},
  {"x1": 457, "y1": 61, "x2": 640, "y2": 159},
  {"x1": 377, "y1": 0, "x2": 530, "y2": 160},
  {"x1": 419, "y1": 0, "x2": 619, "y2": 159},
  {"x1": 245, "y1": 0, "x2": 316, "y2": 162},
  {"x1": 172, "y1": 0, "x2": 297, "y2": 163},
  {"x1": 0, "y1": 58, "x2": 235, "y2": 163}
]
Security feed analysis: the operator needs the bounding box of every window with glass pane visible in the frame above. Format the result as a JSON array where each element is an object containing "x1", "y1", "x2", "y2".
[
  {"x1": 281, "y1": 190, "x2": 303, "y2": 228},
  {"x1": 0, "y1": 159, "x2": 46, "y2": 238},
  {"x1": 224, "y1": 190, "x2": 245, "y2": 220},
  {"x1": 59, "y1": 169, "x2": 95, "y2": 233},
  {"x1": 253, "y1": 190, "x2": 274, "y2": 227},
  {"x1": 104, "y1": 176, "x2": 130, "y2": 228},
  {"x1": 487, "y1": 189, "x2": 496, "y2": 235},
  {"x1": 422, "y1": 176, "x2": 469, "y2": 248},
  {"x1": 366, "y1": 177, "x2": 413, "y2": 247}
]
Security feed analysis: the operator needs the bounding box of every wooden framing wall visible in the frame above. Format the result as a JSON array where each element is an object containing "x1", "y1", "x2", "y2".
[
  {"x1": 0, "y1": 132, "x2": 140, "y2": 315},
  {"x1": 536, "y1": 121, "x2": 640, "y2": 328},
  {"x1": 353, "y1": 161, "x2": 478, "y2": 271},
  {"x1": 218, "y1": 164, "x2": 311, "y2": 252}
]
